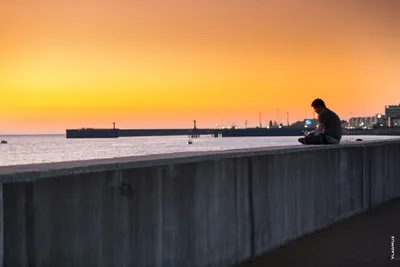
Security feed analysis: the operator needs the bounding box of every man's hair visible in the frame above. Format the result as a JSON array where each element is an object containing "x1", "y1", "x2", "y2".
[{"x1": 311, "y1": 98, "x2": 326, "y2": 108}]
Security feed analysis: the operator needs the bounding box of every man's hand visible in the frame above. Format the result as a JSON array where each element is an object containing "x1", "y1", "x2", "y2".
[{"x1": 304, "y1": 130, "x2": 315, "y2": 136}]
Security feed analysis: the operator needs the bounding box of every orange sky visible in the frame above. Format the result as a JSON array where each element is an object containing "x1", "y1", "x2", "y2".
[{"x1": 1, "y1": 0, "x2": 399, "y2": 134}]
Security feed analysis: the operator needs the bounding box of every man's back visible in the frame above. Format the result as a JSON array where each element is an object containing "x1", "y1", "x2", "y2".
[{"x1": 318, "y1": 108, "x2": 342, "y2": 141}]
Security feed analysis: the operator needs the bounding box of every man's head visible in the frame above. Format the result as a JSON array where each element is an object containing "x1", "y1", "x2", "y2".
[{"x1": 311, "y1": 98, "x2": 326, "y2": 114}]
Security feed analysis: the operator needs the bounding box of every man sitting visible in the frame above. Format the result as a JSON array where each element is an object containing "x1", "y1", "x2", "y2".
[{"x1": 298, "y1": 98, "x2": 342, "y2": 145}]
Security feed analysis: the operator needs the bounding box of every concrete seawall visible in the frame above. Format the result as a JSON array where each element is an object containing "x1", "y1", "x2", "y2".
[{"x1": 0, "y1": 140, "x2": 399, "y2": 267}]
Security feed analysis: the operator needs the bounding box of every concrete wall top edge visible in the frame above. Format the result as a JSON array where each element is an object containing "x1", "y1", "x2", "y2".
[{"x1": 0, "y1": 139, "x2": 399, "y2": 183}]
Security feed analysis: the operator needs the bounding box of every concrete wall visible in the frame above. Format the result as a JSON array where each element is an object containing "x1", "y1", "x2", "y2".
[{"x1": 0, "y1": 140, "x2": 399, "y2": 267}]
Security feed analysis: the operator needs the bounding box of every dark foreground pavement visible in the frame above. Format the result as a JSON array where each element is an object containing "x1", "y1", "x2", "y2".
[{"x1": 235, "y1": 197, "x2": 400, "y2": 267}]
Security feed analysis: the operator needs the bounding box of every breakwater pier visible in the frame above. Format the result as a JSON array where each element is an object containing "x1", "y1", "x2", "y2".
[
  {"x1": 65, "y1": 127, "x2": 305, "y2": 138},
  {"x1": 65, "y1": 126, "x2": 400, "y2": 139}
]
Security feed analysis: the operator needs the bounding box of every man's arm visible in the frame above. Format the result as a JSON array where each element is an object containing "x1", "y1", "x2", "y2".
[
  {"x1": 317, "y1": 111, "x2": 327, "y2": 131},
  {"x1": 309, "y1": 123, "x2": 324, "y2": 133},
  {"x1": 305, "y1": 112, "x2": 326, "y2": 135}
]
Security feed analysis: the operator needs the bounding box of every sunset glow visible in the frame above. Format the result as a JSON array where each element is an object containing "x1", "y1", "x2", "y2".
[{"x1": 1, "y1": 0, "x2": 399, "y2": 134}]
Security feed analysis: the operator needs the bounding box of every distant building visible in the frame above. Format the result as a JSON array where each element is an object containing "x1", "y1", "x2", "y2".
[
  {"x1": 349, "y1": 114, "x2": 383, "y2": 129},
  {"x1": 392, "y1": 118, "x2": 400, "y2": 127},
  {"x1": 385, "y1": 104, "x2": 400, "y2": 127},
  {"x1": 303, "y1": 119, "x2": 318, "y2": 129},
  {"x1": 376, "y1": 113, "x2": 385, "y2": 125},
  {"x1": 385, "y1": 104, "x2": 400, "y2": 118},
  {"x1": 348, "y1": 117, "x2": 357, "y2": 128},
  {"x1": 289, "y1": 119, "x2": 317, "y2": 128},
  {"x1": 291, "y1": 121, "x2": 304, "y2": 128}
]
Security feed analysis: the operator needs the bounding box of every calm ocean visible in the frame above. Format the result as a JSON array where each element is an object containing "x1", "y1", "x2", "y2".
[{"x1": 0, "y1": 134, "x2": 398, "y2": 167}]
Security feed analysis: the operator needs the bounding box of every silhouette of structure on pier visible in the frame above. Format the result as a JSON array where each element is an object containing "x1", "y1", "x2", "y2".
[{"x1": 189, "y1": 120, "x2": 200, "y2": 138}]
